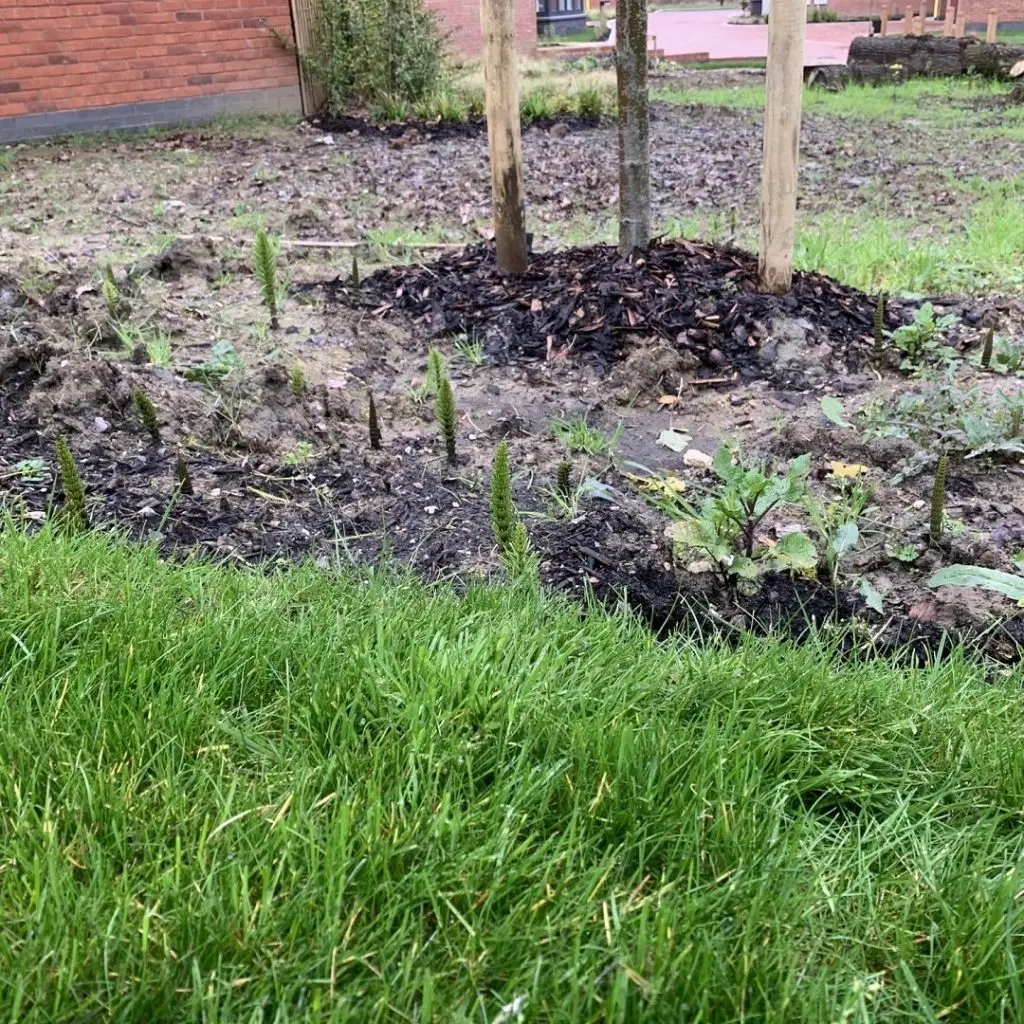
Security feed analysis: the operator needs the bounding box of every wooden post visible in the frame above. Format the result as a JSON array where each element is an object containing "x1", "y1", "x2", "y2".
[
  {"x1": 954, "y1": 11, "x2": 965, "y2": 35},
  {"x1": 881, "y1": 4, "x2": 890, "y2": 34},
  {"x1": 986, "y1": 9, "x2": 998, "y2": 40},
  {"x1": 481, "y1": 0, "x2": 527, "y2": 274},
  {"x1": 943, "y1": 0, "x2": 955, "y2": 35},
  {"x1": 918, "y1": 5, "x2": 928, "y2": 32},
  {"x1": 758, "y1": 0, "x2": 806, "y2": 294},
  {"x1": 904, "y1": 5, "x2": 915, "y2": 33}
]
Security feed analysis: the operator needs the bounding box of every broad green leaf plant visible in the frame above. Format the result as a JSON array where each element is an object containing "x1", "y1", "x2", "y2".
[{"x1": 667, "y1": 444, "x2": 817, "y2": 586}]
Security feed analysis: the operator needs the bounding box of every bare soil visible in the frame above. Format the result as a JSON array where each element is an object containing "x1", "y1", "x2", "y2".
[{"x1": 1, "y1": 92, "x2": 1022, "y2": 659}]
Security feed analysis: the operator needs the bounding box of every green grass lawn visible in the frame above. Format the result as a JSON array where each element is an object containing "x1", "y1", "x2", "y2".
[
  {"x1": 652, "y1": 78, "x2": 1024, "y2": 295},
  {"x1": 3, "y1": 528, "x2": 1024, "y2": 1020}
]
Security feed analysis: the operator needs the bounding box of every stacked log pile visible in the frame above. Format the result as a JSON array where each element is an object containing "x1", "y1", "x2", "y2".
[{"x1": 844, "y1": 35, "x2": 1024, "y2": 82}]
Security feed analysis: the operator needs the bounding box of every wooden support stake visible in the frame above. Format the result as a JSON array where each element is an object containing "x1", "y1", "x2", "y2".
[
  {"x1": 758, "y1": 0, "x2": 805, "y2": 294},
  {"x1": 954, "y1": 11, "x2": 965, "y2": 35},
  {"x1": 880, "y1": 4, "x2": 889, "y2": 35},
  {"x1": 918, "y1": 5, "x2": 928, "y2": 33},
  {"x1": 481, "y1": 0, "x2": 528, "y2": 274},
  {"x1": 904, "y1": 5, "x2": 915, "y2": 34},
  {"x1": 986, "y1": 9, "x2": 998, "y2": 41},
  {"x1": 943, "y1": 0, "x2": 954, "y2": 35}
]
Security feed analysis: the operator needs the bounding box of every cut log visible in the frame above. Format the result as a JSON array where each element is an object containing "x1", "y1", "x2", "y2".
[
  {"x1": 964, "y1": 41, "x2": 1024, "y2": 76},
  {"x1": 847, "y1": 34, "x2": 1024, "y2": 81},
  {"x1": 806, "y1": 65, "x2": 851, "y2": 90}
]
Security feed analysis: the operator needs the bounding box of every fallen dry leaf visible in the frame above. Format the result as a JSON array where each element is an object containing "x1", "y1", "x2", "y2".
[{"x1": 830, "y1": 461, "x2": 868, "y2": 478}]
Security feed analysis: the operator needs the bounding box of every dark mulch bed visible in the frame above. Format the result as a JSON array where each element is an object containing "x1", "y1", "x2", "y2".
[
  {"x1": 304, "y1": 240, "x2": 898, "y2": 382},
  {"x1": 311, "y1": 112, "x2": 606, "y2": 141},
  {"x1": 3, "y1": 403, "x2": 1021, "y2": 664}
]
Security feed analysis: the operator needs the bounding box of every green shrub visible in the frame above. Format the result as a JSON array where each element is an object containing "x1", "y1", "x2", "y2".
[
  {"x1": 575, "y1": 86, "x2": 605, "y2": 117},
  {"x1": 433, "y1": 90, "x2": 468, "y2": 123},
  {"x1": 372, "y1": 95, "x2": 410, "y2": 123},
  {"x1": 290, "y1": 0, "x2": 449, "y2": 112},
  {"x1": 521, "y1": 88, "x2": 556, "y2": 122},
  {"x1": 463, "y1": 86, "x2": 486, "y2": 118}
]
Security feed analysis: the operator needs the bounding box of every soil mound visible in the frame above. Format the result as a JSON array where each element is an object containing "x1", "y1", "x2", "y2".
[{"x1": 312, "y1": 240, "x2": 895, "y2": 385}]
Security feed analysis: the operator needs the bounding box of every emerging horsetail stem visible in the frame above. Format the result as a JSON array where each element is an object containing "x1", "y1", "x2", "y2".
[
  {"x1": 490, "y1": 441, "x2": 515, "y2": 552},
  {"x1": 929, "y1": 454, "x2": 950, "y2": 545}
]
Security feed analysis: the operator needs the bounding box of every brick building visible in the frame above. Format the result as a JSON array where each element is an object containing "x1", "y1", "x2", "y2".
[{"x1": 0, "y1": 0, "x2": 536, "y2": 143}]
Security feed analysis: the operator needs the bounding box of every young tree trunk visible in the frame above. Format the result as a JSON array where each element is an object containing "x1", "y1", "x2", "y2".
[
  {"x1": 758, "y1": 0, "x2": 806, "y2": 294},
  {"x1": 616, "y1": 0, "x2": 651, "y2": 254},
  {"x1": 481, "y1": 0, "x2": 528, "y2": 273}
]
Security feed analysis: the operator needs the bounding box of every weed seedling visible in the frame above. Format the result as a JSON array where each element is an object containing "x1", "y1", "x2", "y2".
[
  {"x1": 665, "y1": 444, "x2": 816, "y2": 586},
  {"x1": 803, "y1": 480, "x2": 872, "y2": 587},
  {"x1": 8, "y1": 458, "x2": 48, "y2": 484},
  {"x1": 368, "y1": 392, "x2": 382, "y2": 450},
  {"x1": 253, "y1": 228, "x2": 280, "y2": 325},
  {"x1": 132, "y1": 388, "x2": 160, "y2": 442},
  {"x1": 891, "y1": 303, "x2": 958, "y2": 373},
  {"x1": 892, "y1": 543, "x2": 920, "y2": 563},
  {"x1": 436, "y1": 378, "x2": 458, "y2": 464},
  {"x1": 184, "y1": 341, "x2": 245, "y2": 383},
  {"x1": 929, "y1": 453, "x2": 950, "y2": 545},
  {"x1": 490, "y1": 441, "x2": 515, "y2": 552},
  {"x1": 454, "y1": 336, "x2": 485, "y2": 366},
  {"x1": 175, "y1": 452, "x2": 194, "y2": 496},
  {"x1": 285, "y1": 442, "x2": 314, "y2": 467},
  {"x1": 551, "y1": 416, "x2": 623, "y2": 457},
  {"x1": 54, "y1": 436, "x2": 87, "y2": 532},
  {"x1": 147, "y1": 332, "x2": 173, "y2": 369}
]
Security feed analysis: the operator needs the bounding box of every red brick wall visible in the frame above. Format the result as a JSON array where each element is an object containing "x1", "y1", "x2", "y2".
[
  {"x1": 0, "y1": 0, "x2": 301, "y2": 120},
  {"x1": 0, "y1": 0, "x2": 538, "y2": 126},
  {"x1": 827, "y1": 0, "x2": 1024, "y2": 22},
  {"x1": 428, "y1": 0, "x2": 537, "y2": 58}
]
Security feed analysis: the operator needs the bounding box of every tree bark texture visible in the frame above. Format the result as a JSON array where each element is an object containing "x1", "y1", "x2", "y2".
[
  {"x1": 481, "y1": 0, "x2": 528, "y2": 274},
  {"x1": 616, "y1": 0, "x2": 651, "y2": 255},
  {"x1": 758, "y1": 0, "x2": 805, "y2": 294}
]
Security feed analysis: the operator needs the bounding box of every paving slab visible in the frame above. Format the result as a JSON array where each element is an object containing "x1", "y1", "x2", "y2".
[{"x1": 607, "y1": 9, "x2": 873, "y2": 65}]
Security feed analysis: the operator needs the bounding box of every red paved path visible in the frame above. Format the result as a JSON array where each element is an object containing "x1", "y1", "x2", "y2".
[{"x1": 608, "y1": 10, "x2": 873, "y2": 65}]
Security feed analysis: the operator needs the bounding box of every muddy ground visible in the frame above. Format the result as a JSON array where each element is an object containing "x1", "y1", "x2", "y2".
[{"x1": 2, "y1": 75, "x2": 1023, "y2": 658}]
